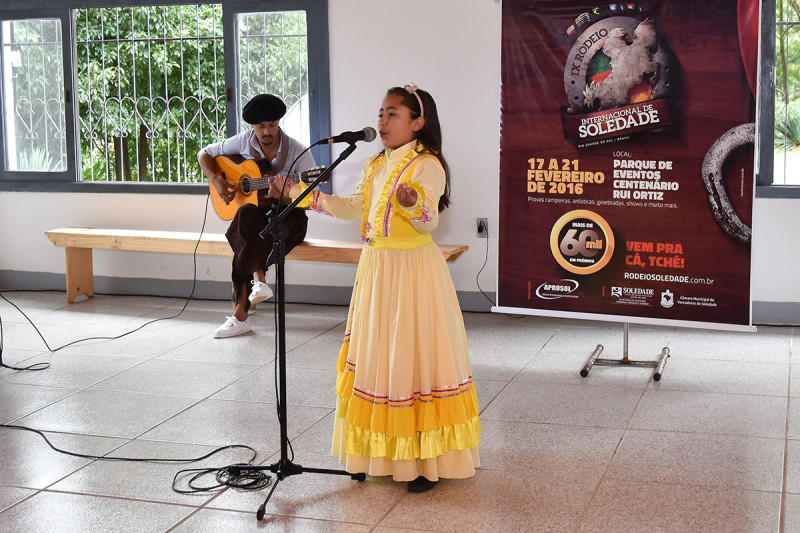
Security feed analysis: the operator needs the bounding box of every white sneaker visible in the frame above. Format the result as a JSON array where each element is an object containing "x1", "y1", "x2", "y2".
[
  {"x1": 249, "y1": 280, "x2": 273, "y2": 304},
  {"x1": 213, "y1": 316, "x2": 252, "y2": 338}
]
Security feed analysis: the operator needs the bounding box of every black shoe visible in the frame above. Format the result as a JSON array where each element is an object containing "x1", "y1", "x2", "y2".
[{"x1": 407, "y1": 476, "x2": 438, "y2": 493}]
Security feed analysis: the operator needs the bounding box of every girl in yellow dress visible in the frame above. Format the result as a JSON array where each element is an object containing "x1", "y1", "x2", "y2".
[{"x1": 272, "y1": 84, "x2": 480, "y2": 492}]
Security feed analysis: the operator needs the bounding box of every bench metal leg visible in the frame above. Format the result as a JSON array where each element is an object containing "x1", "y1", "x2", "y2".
[{"x1": 64, "y1": 247, "x2": 94, "y2": 303}]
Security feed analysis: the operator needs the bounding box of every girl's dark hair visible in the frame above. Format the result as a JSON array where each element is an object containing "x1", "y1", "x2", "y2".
[{"x1": 386, "y1": 86, "x2": 451, "y2": 211}]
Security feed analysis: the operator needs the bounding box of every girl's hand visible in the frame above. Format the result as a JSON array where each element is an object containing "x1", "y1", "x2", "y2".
[
  {"x1": 269, "y1": 175, "x2": 298, "y2": 202},
  {"x1": 396, "y1": 183, "x2": 418, "y2": 207}
]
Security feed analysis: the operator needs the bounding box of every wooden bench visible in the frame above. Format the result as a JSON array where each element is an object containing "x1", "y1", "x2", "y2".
[{"x1": 45, "y1": 227, "x2": 468, "y2": 303}]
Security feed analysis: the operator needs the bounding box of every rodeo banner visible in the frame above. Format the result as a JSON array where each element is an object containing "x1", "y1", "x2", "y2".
[{"x1": 496, "y1": 0, "x2": 758, "y2": 329}]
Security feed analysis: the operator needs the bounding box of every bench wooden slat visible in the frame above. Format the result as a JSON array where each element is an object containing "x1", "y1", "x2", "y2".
[
  {"x1": 46, "y1": 227, "x2": 232, "y2": 256},
  {"x1": 45, "y1": 227, "x2": 468, "y2": 302}
]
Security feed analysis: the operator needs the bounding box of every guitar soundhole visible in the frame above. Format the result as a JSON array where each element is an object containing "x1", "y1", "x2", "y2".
[{"x1": 241, "y1": 178, "x2": 252, "y2": 193}]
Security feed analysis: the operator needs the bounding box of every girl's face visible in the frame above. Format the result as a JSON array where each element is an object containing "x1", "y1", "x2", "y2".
[{"x1": 377, "y1": 93, "x2": 424, "y2": 149}]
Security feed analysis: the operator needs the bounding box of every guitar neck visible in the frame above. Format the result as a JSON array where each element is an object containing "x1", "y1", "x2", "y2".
[{"x1": 243, "y1": 172, "x2": 306, "y2": 192}]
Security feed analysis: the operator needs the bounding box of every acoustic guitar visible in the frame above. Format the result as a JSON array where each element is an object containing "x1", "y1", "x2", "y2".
[{"x1": 210, "y1": 155, "x2": 326, "y2": 221}]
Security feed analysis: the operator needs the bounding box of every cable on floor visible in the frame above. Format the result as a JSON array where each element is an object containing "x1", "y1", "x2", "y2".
[
  {"x1": 0, "y1": 194, "x2": 214, "y2": 370},
  {"x1": 0, "y1": 423, "x2": 271, "y2": 494}
]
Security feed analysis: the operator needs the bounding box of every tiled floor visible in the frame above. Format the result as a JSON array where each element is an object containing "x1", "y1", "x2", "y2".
[{"x1": 0, "y1": 290, "x2": 796, "y2": 532}]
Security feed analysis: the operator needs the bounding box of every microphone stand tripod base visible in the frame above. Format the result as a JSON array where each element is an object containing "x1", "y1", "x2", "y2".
[{"x1": 253, "y1": 458, "x2": 366, "y2": 520}]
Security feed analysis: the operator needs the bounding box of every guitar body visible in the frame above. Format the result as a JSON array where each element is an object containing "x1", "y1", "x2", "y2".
[
  {"x1": 209, "y1": 155, "x2": 326, "y2": 221},
  {"x1": 210, "y1": 156, "x2": 270, "y2": 221}
]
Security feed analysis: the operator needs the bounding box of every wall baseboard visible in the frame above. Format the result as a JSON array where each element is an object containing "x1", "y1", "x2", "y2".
[
  {"x1": 0, "y1": 270, "x2": 496, "y2": 312},
  {"x1": 2, "y1": 270, "x2": 796, "y2": 324},
  {"x1": 751, "y1": 301, "x2": 800, "y2": 326}
]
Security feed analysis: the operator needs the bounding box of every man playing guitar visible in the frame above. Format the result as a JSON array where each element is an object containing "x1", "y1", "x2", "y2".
[{"x1": 197, "y1": 93, "x2": 316, "y2": 338}]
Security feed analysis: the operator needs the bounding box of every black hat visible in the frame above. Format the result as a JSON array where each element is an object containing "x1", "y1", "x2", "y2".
[{"x1": 242, "y1": 94, "x2": 286, "y2": 124}]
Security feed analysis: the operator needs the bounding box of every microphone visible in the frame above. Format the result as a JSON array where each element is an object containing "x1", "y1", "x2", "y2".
[{"x1": 317, "y1": 127, "x2": 377, "y2": 145}]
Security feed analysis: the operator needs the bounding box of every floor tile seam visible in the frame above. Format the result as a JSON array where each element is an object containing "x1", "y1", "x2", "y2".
[
  {"x1": 256, "y1": 408, "x2": 336, "y2": 464},
  {"x1": 130, "y1": 436, "x2": 279, "y2": 462},
  {"x1": 38, "y1": 483, "x2": 218, "y2": 509},
  {"x1": 611, "y1": 426, "x2": 788, "y2": 442},
  {"x1": 37, "y1": 487, "x2": 207, "y2": 509},
  {"x1": 643, "y1": 387, "x2": 794, "y2": 399},
  {"x1": 475, "y1": 330, "x2": 563, "y2": 416},
  {"x1": 85, "y1": 361, "x2": 270, "y2": 398},
  {"x1": 1, "y1": 426, "x2": 145, "y2": 493},
  {"x1": 663, "y1": 357, "x2": 792, "y2": 364},
  {"x1": 78, "y1": 356, "x2": 183, "y2": 392},
  {"x1": 371, "y1": 492, "x2": 406, "y2": 532},
  {"x1": 126, "y1": 357, "x2": 266, "y2": 372},
  {"x1": 191, "y1": 395, "x2": 337, "y2": 410},
  {"x1": 69, "y1": 386, "x2": 233, "y2": 403},
  {"x1": 506, "y1": 377, "x2": 663, "y2": 390},
  {"x1": 280, "y1": 318, "x2": 349, "y2": 351},
  {"x1": 476, "y1": 417, "x2": 636, "y2": 431},
  {"x1": 0, "y1": 487, "x2": 43, "y2": 516},
  {"x1": 124, "y1": 397, "x2": 207, "y2": 441},
  {"x1": 645, "y1": 386, "x2": 791, "y2": 398},
  {"x1": 164, "y1": 505, "x2": 205, "y2": 532},
  {"x1": 571, "y1": 379, "x2": 650, "y2": 531},
  {"x1": 154, "y1": 353, "x2": 276, "y2": 366},
  {"x1": 474, "y1": 419, "x2": 790, "y2": 443},
  {"x1": 164, "y1": 503, "x2": 375, "y2": 532},
  {"x1": 202, "y1": 497, "x2": 383, "y2": 526},
  {"x1": 780, "y1": 368, "x2": 793, "y2": 533},
  {"x1": 473, "y1": 329, "x2": 558, "y2": 417},
  {"x1": 0, "y1": 367, "x2": 158, "y2": 393},
  {"x1": 662, "y1": 356, "x2": 793, "y2": 364},
  {"x1": 3, "y1": 387, "x2": 87, "y2": 425},
  {"x1": 578, "y1": 477, "x2": 785, "y2": 494},
  {"x1": 477, "y1": 417, "x2": 788, "y2": 440}
]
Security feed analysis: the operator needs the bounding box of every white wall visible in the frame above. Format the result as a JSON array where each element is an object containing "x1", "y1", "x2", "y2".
[
  {"x1": 751, "y1": 199, "x2": 800, "y2": 304},
  {"x1": 0, "y1": 0, "x2": 500, "y2": 298},
  {"x1": 0, "y1": 0, "x2": 796, "y2": 310}
]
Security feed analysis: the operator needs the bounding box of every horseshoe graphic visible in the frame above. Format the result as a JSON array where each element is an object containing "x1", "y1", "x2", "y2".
[{"x1": 701, "y1": 123, "x2": 753, "y2": 244}]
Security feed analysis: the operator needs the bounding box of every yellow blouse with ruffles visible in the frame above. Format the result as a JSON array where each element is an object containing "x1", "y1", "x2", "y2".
[{"x1": 290, "y1": 139, "x2": 444, "y2": 247}]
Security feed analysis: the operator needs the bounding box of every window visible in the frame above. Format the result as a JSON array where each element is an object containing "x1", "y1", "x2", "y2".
[
  {"x1": 1, "y1": 18, "x2": 67, "y2": 173},
  {"x1": 773, "y1": 0, "x2": 800, "y2": 186},
  {"x1": 237, "y1": 11, "x2": 311, "y2": 146},
  {"x1": 758, "y1": 0, "x2": 800, "y2": 197},
  {"x1": 75, "y1": 4, "x2": 226, "y2": 183},
  {"x1": 0, "y1": 0, "x2": 329, "y2": 190}
]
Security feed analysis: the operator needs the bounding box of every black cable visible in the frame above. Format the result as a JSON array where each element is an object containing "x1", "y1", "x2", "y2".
[
  {"x1": 0, "y1": 423, "x2": 270, "y2": 494},
  {"x1": 0, "y1": 194, "x2": 278, "y2": 492},
  {"x1": 0, "y1": 194, "x2": 214, "y2": 367},
  {"x1": 475, "y1": 222, "x2": 496, "y2": 307},
  {"x1": 0, "y1": 311, "x2": 49, "y2": 371}
]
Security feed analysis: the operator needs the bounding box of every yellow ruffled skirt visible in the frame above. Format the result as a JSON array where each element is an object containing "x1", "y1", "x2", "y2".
[{"x1": 332, "y1": 240, "x2": 481, "y2": 481}]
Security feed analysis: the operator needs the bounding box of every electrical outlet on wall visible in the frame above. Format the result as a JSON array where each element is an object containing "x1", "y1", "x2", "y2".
[{"x1": 476, "y1": 218, "x2": 488, "y2": 238}]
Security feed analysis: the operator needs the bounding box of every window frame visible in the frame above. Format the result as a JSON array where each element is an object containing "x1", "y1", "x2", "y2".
[
  {"x1": 757, "y1": 0, "x2": 800, "y2": 198},
  {"x1": 0, "y1": 0, "x2": 329, "y2": 194},
  {"x1": 0, "y1": 8, "x2": 78, "y2": 187}
]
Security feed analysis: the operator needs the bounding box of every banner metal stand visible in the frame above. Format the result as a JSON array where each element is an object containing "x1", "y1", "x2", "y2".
[{"x1": 579, "y1": 322, "x2": 670, "y2": 381}]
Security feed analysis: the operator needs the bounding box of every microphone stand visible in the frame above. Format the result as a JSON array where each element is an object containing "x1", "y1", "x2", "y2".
[{"x1": 246, "y1": 141, "x2": 364, "y2": 521}]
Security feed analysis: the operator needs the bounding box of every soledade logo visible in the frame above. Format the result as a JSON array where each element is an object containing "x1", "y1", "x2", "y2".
[{"x1": 550, "y1": 209, "x2": 615, "y2": 275}]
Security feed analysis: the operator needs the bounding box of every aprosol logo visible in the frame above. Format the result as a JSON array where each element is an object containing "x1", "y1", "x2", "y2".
[{"x1": 536, "y1": 279, "x2": 580, "y2": 299}]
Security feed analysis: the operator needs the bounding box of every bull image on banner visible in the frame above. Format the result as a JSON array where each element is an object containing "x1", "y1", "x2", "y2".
[{"x1": 497, "y1": 0, "x2": 757, "y2": 329}]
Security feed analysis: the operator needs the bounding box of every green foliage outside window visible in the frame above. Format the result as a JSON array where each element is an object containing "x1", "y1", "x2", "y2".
[
  {"x1": 76, "y1": 4, "x2": 225, "y2": 182},
  {"x1": 776, "y1": 0, "x2": 800, "y2": 150},
  {"x1": 74, "y1": 5, "x2": 308, "y2": 183}
]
